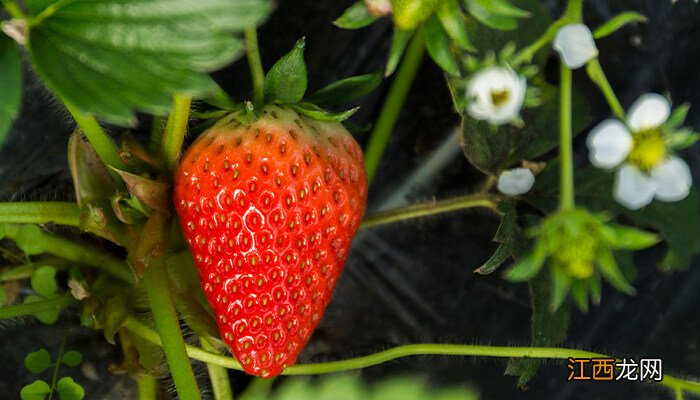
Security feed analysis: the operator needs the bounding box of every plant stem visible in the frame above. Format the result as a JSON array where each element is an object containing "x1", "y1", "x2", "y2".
[
  {"x1": 48, "y1": 329, "x2": 69, "y2": 400},
  {"x1": 364, "y1": 28, "x2": 425, "y2": 184},
  {"x1": 0, "y1": 294, "x2": 75, "y2": 319},
  {"x1": 124, "y1": 317, "x2": 700, "y2": 397},
  {"x1": 64, "y1": 102, "x2": 128, "y2": 175},
  {"x1": 559, "y1": 64, "x2": 574, "y2": 211},
  {"x1": 137, "y1": 375, "x2": 158, "y2": 400},
  {"x1": 161, "y1": 95, "x2": 192, "y2": 174},
  {"x1": 511, "y1": 19, "x2": 568, "y2": 66},
  {"x1": 142, "y1": 213, "x2": 201, "y2": 400},
  {"x1": 564, "y1": 0, "x2": 583, "y2": 21},
  {"x1": 1, "y1": 0, "x2": 25, "y2": 19},
  {"x1": 586, "y1": 59, "x2": 625, "y2": 120},
  {"x1": 245, "y1": 27, "x2": 266, "y2": 108},
  {"x1": 3, "y1": 225, "x2": 134, "y2": 284},
  {"x1": 239, "y1": 378, "x2": 275, "y2": 400},
  {"x1": 0, "y1": 202, "x2": 80, "y2": 227},
  {"x1": 360, "y1": 193, "x2": 498, "y2": 229},
  {"x1": 200, "y1": 339, "x2": 234, "y2": 400}
]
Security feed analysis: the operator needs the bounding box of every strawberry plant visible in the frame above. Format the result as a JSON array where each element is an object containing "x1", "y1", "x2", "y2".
[{"x1": 1, "y1": 0, "x2": 700, "y2": 399}]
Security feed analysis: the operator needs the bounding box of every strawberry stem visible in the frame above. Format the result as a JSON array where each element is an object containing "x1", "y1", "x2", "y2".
[
  {"x1": 586, "y1": 59, "x2": 625, "y2": 120},
  {"x1": 244, "y1": 27, "x2": 266, "y2": 108},
  {"x1": 0, "y1": 294, "x2": 75, "y2": 319},
  {"x1": 201, "y1": 339, "x2": 235, "y2": 400},
  {"x1": 364, "y1": 27, "x2": 425, "y2": 185},
  {"x1": 559, "y1": 64, "x2": 574, "y2": 211},
  {"x1": 161, "y1": 95, "x2": 192, "y2": 174},
  {"x1": 124, "y1": 316, "x2": 700, "y2": 397},
  {"x1": 360, "y1": 193, "x2": 499, "y2": 229},
  {"x1": 0, "y1": 202, "x2": 80, "y2": 227},
  {"x1": 136, "y1": 375, "x2": 158, "y2": 400}
]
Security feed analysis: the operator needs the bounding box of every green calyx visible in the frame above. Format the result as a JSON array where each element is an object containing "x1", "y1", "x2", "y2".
[{"x1": 505, "y1": 208, "x2": 660, "y2": 312}]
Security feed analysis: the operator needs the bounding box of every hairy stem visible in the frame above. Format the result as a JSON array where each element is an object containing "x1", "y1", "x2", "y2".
[
  {"x1": 124, "y1": 317, "x2": 700, "y2": 396},
  {"x1": 364, "y1": 28, "x2": 425, "y2": 184},
  {"x1": 559, "y1": 64, "x2": 574, "y2": 211},
  {"x1": 201, "y1": 339, "x2": 234, "y2": 400},
  {"x1": 0, "y1": 202, "x2": 80, "y2": 227},
  {"x1": 137, "y1": 375, "x2": 158, "y2": 400},
  {"x1": 142, "y1": 213, "x2": 201, "y2": 400},
  {"x1": 245, "y1": 27, "x2": 266, "y2": 108},
  {"x1": 64, "y1": 102, "x2": 128, "y2": 176},
  {"x1": 360, "y1": 193, "x2": 498, "y2": 229},
  {"x1": 161, "y1": 95, "x2": 192, "y2": 174},
  {"x1": 48, "y1": 330, "x2": 69, "y2": 400},
  {"x1": 586, "y1": 59, "x2": 625, "y2": 120},
  {"x1": 3, "y1": 225, "x2": 134, "y2": 284},
  {"x1": 0, "y1": 294, "x2": 75, "y2": 319}
]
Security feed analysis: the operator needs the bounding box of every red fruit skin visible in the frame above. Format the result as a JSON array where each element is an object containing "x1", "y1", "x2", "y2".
[{"x1": 173, "y1": 106, "x2": 367, "y2": 377}]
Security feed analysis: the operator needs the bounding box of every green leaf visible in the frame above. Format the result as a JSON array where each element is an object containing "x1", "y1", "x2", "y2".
[
  {"x1": 437, "y1": 0, "x2": 475, "y2": 51},
  {"x1": 473, "y1": 0, "x2": 529, "y2": 18},
  {"x1": 476, "y1": 201, "x2": 529, "y2": 274},
  {"x1": 102, "y1": 295, "x2": 127, "y2": 344},
  {"x1": 504, "y1": 239, "x2": 547, "y2": 281},
  {"x1": 391, "y1": 0, "x2": 445, "y2": 30},
  {"x1": 24, "y1": 295, "x2": 61, "y2": 324},
  {"x1": 592, "y1": 11, "x2": 647, "y2": 39},
  {"x1": 597, "y1": 248, "x2": 635, "y2": 295},
  {"x1": 386, "y1": 29, "x2": 413, "y2": 76},
  {"x1": 464, "y1": 0, "x2": 518, "y2": 31},
  {"x1": 335, "y1": 1, "x2": 378, "y2": 29},
  {"x1": 264, "y1": 39, "x2": 307, "y2": 103},
  {"x1": 68, "y1": 132, "x2": 115, "y2": 207},
  {"x1": 56, "y1": 377, "x2": 85, "y2": 400},
  {"x1": 25, "y1": 349, "x2": 52, "y2": 374},
  {"x1": 0, "y1": 36, "x2": 22, "y2": 147},
  {"x1": 31, "y1": 266, "x2": 58, "y2": 297},
  {"x1": 506, "y1": 270, "x2": 570, "y2": 387},
  {"x1": 26, "y1": 0, "x2": 271, "y2": 124},
  {"x1": 20, "y1": 380, "x2": 51, "y2": 400},
  {"x1": 305, "y1": 72, "x2": 382, "y2": 106},
  {"x1": 423, "y1": 16, "x2": 459, "y2": 74},
  {"x1": 601, "y1": 224, "x2": 660, "y2": 250},
  {"x1": 15, "y1": 225, "x2": 47, "y2": 256},
  {"x1": 62, "y1": 351, "x2": 83, "y2": 368},
  {"x1": 290, "y1": 103, "x2": 359, "y2": 123}
]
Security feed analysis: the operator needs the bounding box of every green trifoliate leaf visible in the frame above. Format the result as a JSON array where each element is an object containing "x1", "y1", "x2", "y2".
[
  {"x1": 593, "y1": 11, "x2": 647, "y2": 39},
  {"x1": 15, "y1": 225, "x2": 47, "y2": 255},
  {"x1": 0, "y1": 36, "x2": 22, "y2": 147},
  {"x1": 62, "y1": 351, "x2": 83, "y2": 368},
  {"x1": 265, "y1": 39, "x2": 308, "y2": 104},
  {"x1": 423, "y1": 16, "x2": 459, "y2": 74},
  {"x1": 305, "y1": 72, "x2": 382, "y2": 106},
  {"x1": 386, "y1": 29, "x2": 413, "y2": 76},
  {"x1": 20, "y1": 380, "x2": 51, "y2": 400},
  {"x1": 391, "y1": 0, "x2": 445, "y2": 30},
  {"x1": 464, "y1": 0, "x2": 518, "y2": 31},
  {"x1": 596, "y1": 248, "x2": 635, "y2": 295},
  {"x1": 600, "y1": 224, "x2": 660, "y2": 250},
  {"x1": 504, "y1": 238, "x2": 547, "y2": 281},
  {"x1": 31, "y1": 266, "x2": 58, "y2": 297},
  {"x1": 26, "y1": 0, "x2": 271, "y2": 125},
  {"x1": 290, "y1": 103, "x2": 359, "y2": 123},
  {"x1": 24, "y1": 295, "x2": 61, "y2": 324},
  {"x1": 437, "y1": 0, "x2": 475, "y2": 51},
  {"x1": 335, "y1": 1, "x2": 378, "y2": 29},
  {"x1": 56, "y1": 377, "x2": 85, "y2": 400},
  {"x1": 25, "y1": 349, "x2": 52, "y2": 374}
]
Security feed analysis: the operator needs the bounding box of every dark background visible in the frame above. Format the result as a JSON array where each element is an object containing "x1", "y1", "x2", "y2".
[{"x1": 1, "y1": 0, "x2": 700, "y2": 399}]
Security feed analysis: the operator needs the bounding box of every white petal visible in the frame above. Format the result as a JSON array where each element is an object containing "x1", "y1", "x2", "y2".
[
  {"x1": 627, "y1": 93, "x2": 671, "y2": 131},
  {"x1": 614, "y1": 164, "x2": 656, "y2": 210},
  {"x1": 498, "y1": 168, "x2": 535, "y2": 195},
  {"x1": 651, "y1": 156, "x2": 692, "y2": 202},
  {"x1": 553, "y1": 24, "x2": 598, "y2": 69},
  {"x1": 586, "y1": 119, "x2": 633, "y2": 168}
]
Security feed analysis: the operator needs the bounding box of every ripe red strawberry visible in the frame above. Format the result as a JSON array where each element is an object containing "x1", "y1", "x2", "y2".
[{"x1": 173, "y1": 105, "x2": 367, "y2": 377}]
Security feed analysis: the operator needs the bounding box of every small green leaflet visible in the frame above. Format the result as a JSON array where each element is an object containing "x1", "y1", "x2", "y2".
[
  {"x1": 290, "y1": 103, "x2": 359, "y2": 123},
  {"x1": 264, "y1": 39, "x2": 308, "y2": 104},
  {"x1": 593, "y1": 11, "x2": 647, "y2": 39},
  {"x1": 437, "y1": 0, "x2": 475, "y2": 51},
  {"x1": 25, "y1": 349, "x2": 52, "y2": 374},
  {"x1": 335, "y1": 1, "x2": 378, "y2": 29},
  {"x1": 305, "y1": 72, "x2": 382, "y2": 106},
  {"x1": 423, "y1": 16, "x2": 460, "y2": 74},
  {"x1": 20, "y1": 380, "x2": 51, "y2": 400},
  {"x1": 386, "y1": 29, "x2": 413, "y2": 76},
  {"x1": 56, "y1": 377, "x2": 85, "y2": 400},
  {"x1": 62, "y1": 351, "x2": 83, "y2": 368},
  {"x1": 26, "y1": 0, "x2": 272, "y2": 125},
  {"x1": 31, "y1": 266, "x2": 57, "y2": 297},
  {"x1": 0, "y1": 36, "x2": 22, "y2": 147}
]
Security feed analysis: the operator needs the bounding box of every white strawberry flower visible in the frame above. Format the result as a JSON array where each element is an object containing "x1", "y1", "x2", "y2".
[
  {"x1": 586, "y1": 93, "x2": 693, "y2": 210},
  {"x1": 498, "y1": 168, "x2": 535, "y2": 195},
  {"x1": 466, "y1": 66, "x2": 526, "y2": 125},
  {"x1": 553, "y1": 23, "x2": 598, "y2": 69}
]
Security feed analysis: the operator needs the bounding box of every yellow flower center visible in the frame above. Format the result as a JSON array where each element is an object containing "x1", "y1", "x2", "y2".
[
  {"x1": 547, "y1": 211, "x2": 601, "y2": 280},
  {"x1": 627, "y1": 129, "x2": 667, "y2": 172},
  {"x1": 491, "y1": 89, "x2": 510, "y2": 107}
]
